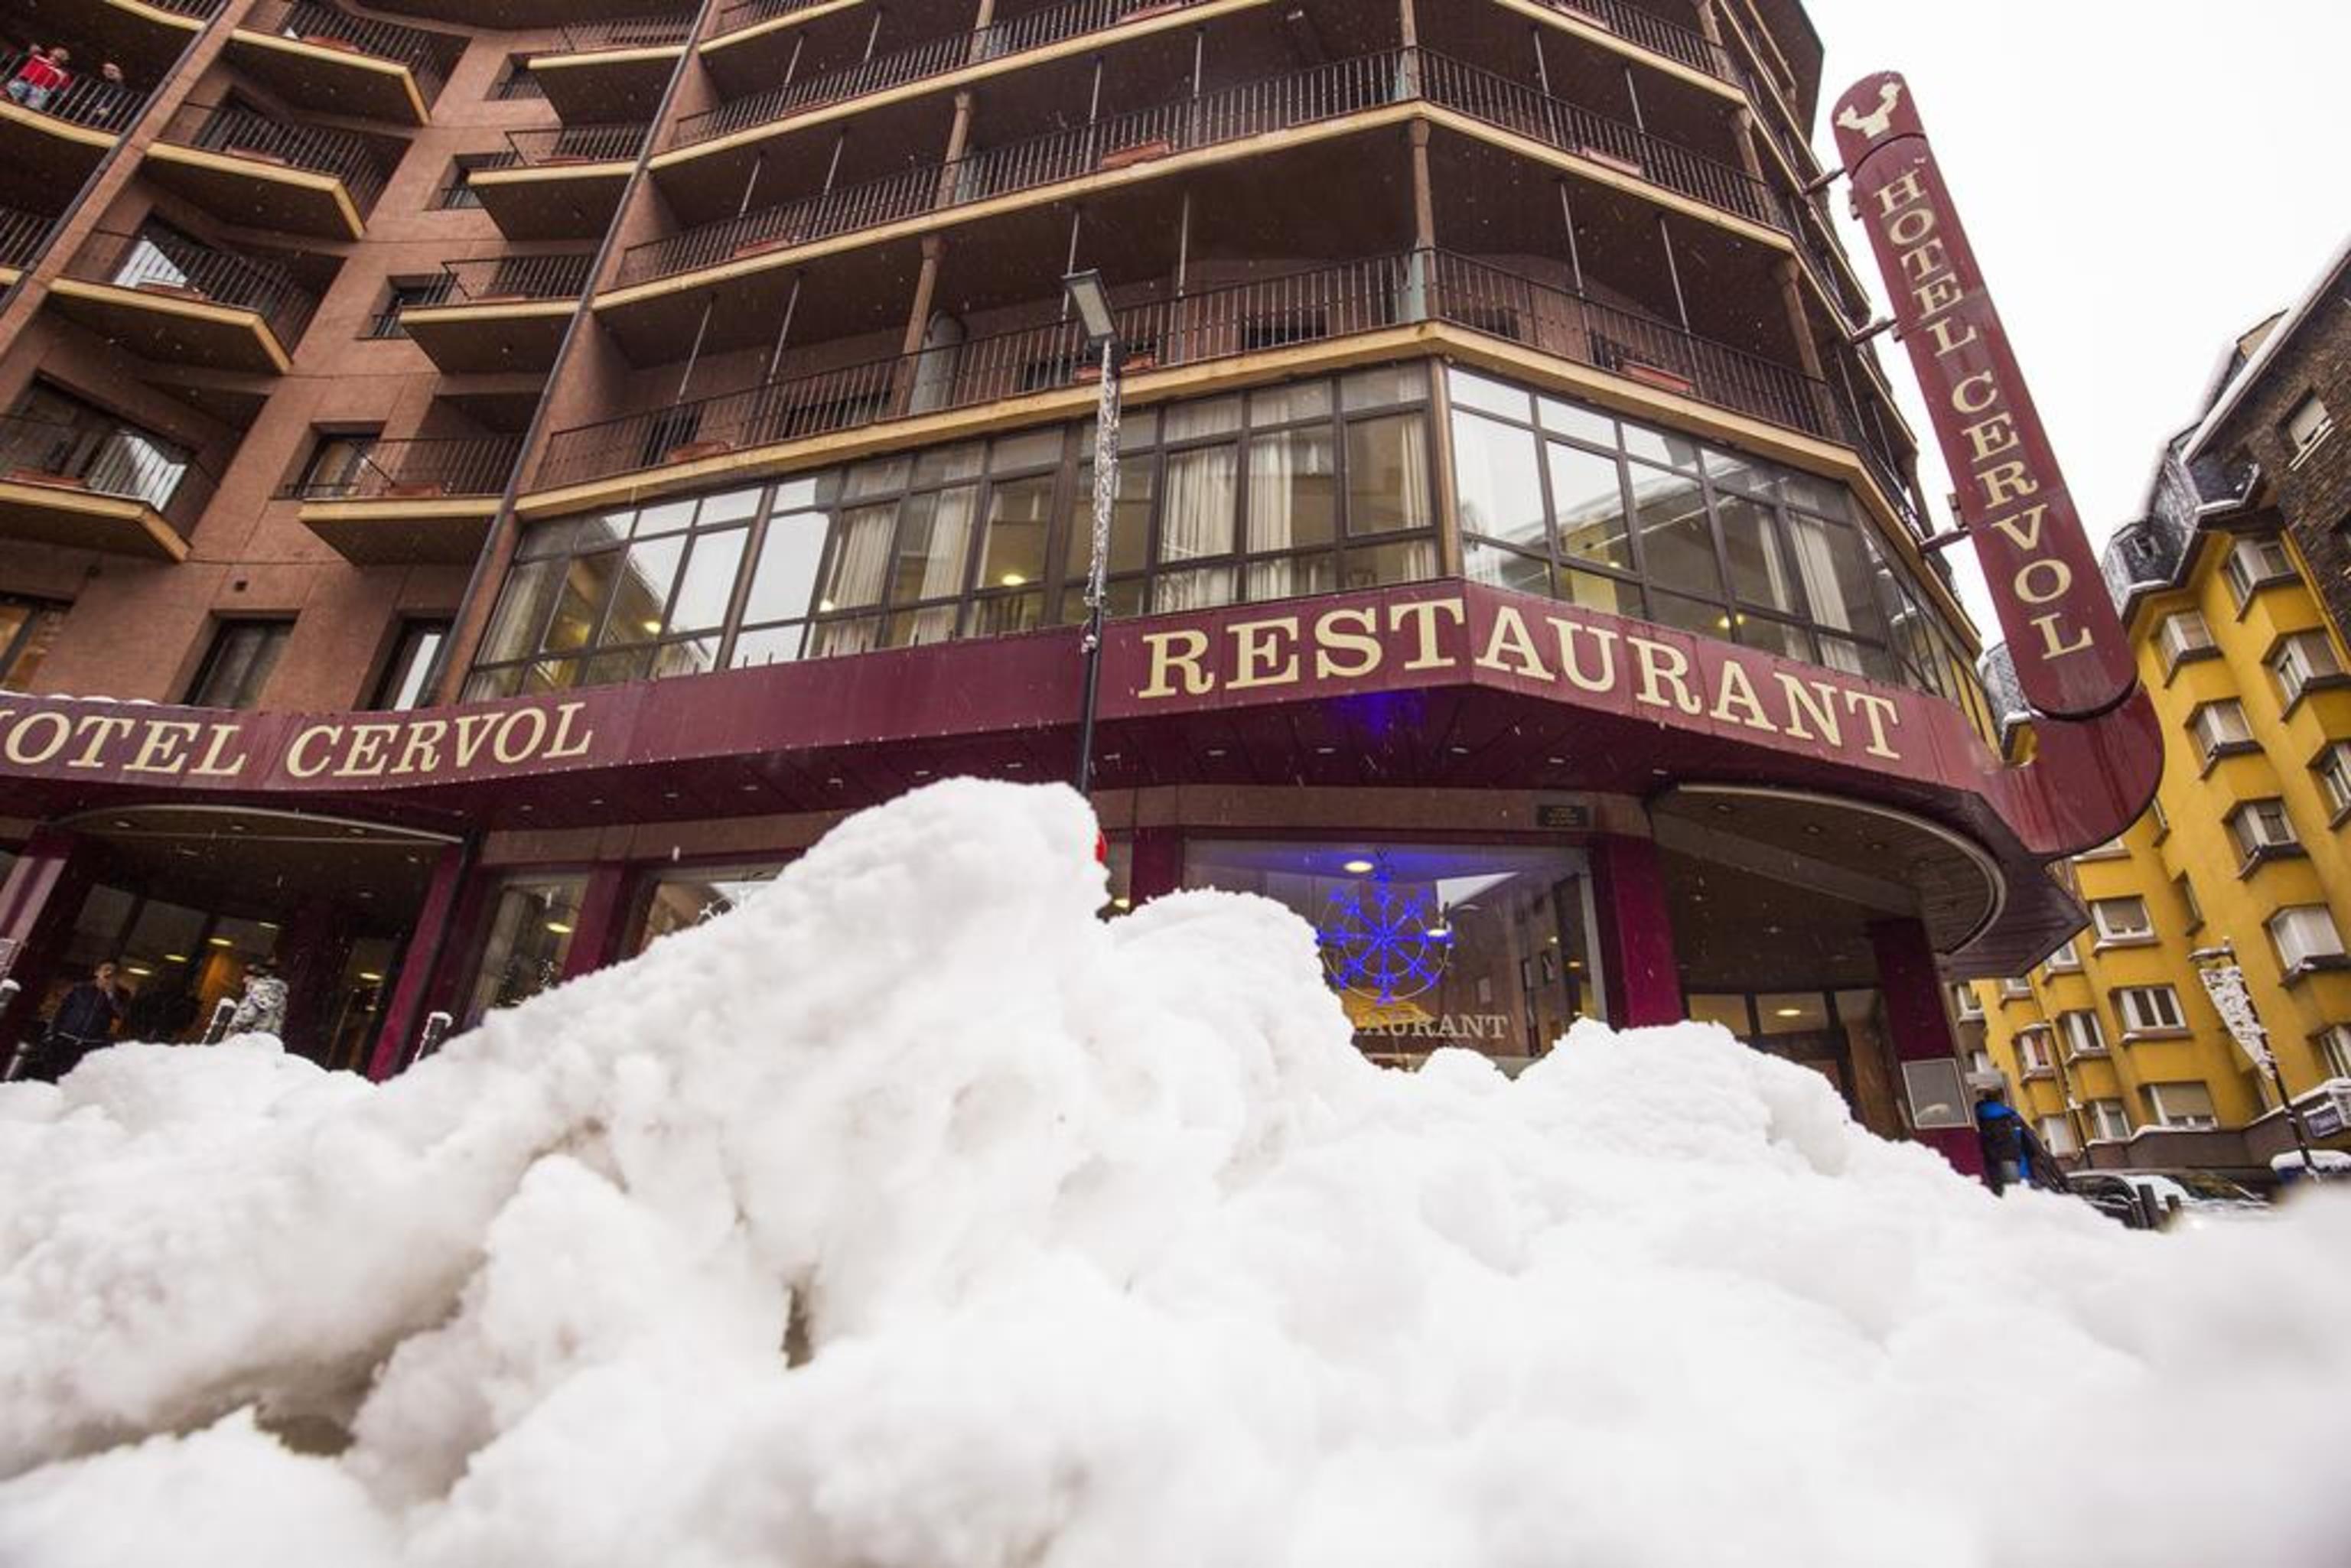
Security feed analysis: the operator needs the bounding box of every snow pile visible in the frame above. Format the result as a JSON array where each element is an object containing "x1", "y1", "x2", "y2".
[{"x1": 3, "y1": 780, "x2": 2348, "y2": 1567}]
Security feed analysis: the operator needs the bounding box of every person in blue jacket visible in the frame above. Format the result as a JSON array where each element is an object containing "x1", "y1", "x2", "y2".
[{"x1": 1975, "y1": 1087, "x2": 2033, "y2": 1195}]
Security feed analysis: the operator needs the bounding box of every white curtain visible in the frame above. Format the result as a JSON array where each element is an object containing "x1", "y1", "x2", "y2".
[
  {"x1": 1156, "y1": 446, "x2": 1237, "y2": 612},
  {"x1": 1785, "y1": 513, "x2": 1853, "y2": 634}
]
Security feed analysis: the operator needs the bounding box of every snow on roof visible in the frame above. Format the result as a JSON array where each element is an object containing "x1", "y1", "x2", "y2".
[
  {"x1": 2185, "y1": 232, "x2": 2351, "y2": 460},
  {"x1": 5, "y1": 780, "x2": 2351, "y2": 1565}
]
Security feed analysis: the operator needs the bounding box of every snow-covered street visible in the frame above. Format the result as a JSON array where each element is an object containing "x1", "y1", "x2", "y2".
[{"x1": 3, "y1": 781, "x2": 2347, "y2": 1567}]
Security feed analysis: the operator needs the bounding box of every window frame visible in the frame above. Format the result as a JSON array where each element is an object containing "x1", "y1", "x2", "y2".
[
  {"x1": 2058, "y1": 1007, "x2": 2110, "y2": 1058},
  {"x1": 185, "y1": 617, "x2": 293, "y2": 710},
  {"x1": 2284, "y1": 392, "x2": 2333, "y2": 467},
  {"x1": 2157, "y1": 609, "x2": 2217, "y2": 672},
  {"x1": 0, "y1": 593, "x2": 68, "y2": 693},
  {"x1": 2143, "y1": 1080, "x2": 2220, "y2": 1130},
  {"x1": 2085, "y1": 1098, "x2": 2132, "y2": 1143},
  {"x1": 2225, "y1": 536, "x2": 2297, "y2": 606},
  {"x1": 2268, "y1": 904, "x2": 2349, "y2": 977},
  {"x1": 368, "y1": 618, "x2": 452, "y2": 711},
  {"x1": 2268, "y1": 629, "x2": 2346, "y2": 709},
  {"x1": 2112, "y1": 986, "x2": 2186, "y2": 1037},
  {"x1": 2090, "y1": 895, "x2": 2155, "y2": 945},
  {"x1": 2189, "y1": 698, "x2": 2258, "y2": 765}
]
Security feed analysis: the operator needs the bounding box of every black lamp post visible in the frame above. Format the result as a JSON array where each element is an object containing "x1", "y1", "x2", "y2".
[{"x1": 1063, "y1": 269, "x2": 1122, "y2": 794}]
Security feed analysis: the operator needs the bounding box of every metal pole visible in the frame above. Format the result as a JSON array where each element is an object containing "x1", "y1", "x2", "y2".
[
  {"x1": 2193, "y1": 942, "x2": 2330, "y2": 1183},
  {"x1": 1074, "y1": 336, "x2": 1122, "y2": 792}
]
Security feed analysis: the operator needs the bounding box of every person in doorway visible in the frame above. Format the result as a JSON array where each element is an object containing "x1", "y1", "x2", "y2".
[
  {"x1": 6, "y1": 46, "x2": 67, "y2": 111},
  {"x1": 1975, "y1": 1085, "x2": 2032, "y2": 1196},
  {"x1": 226, "y1": 958, "x2": 289, "y2": 1039},
  {"x1": 28, "y1": 960, "x2": 125, "y2": 1082}
]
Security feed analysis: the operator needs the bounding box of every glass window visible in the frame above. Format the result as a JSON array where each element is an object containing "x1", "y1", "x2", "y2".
[
  {"x1": 0, "y1": 595, "x2": 67, "y2": 692},
  {"x1": 742, "y1": 509, "x2": 829, "y2": 626},
  {"x1": 544, "y1": 551, "x2": 623, "y2": 652},
  {"x1": 2190, "y1": 700, "x2": 2255, "y2": 758},
  {"x1": 1451, "y1": 412, "x2": 1546, "y2": 548},
  {"x1": 2090, "y1": 896, "x2": 2153, "y2": 942},
  {"x1": 370, "y1": 620, "x2": 449, "y2": 711},
  {"x1": 2114, "y1": 987, "x2": 2183, "y2": 1034},
  {"x1": 2269, "y1": 630, "x2": 2343, "y2": 705},
  {"x1": 1182, "y1": 840, "x2": 1599, "y2": 1066},
  {"x1": 1065, "y1": 462, "x2": 1153, "y2": 583},
  {"x1": 599, "y1": 535, "x2": 688, "y2": 646},
  {"x1": 187, "y1": 620, "x2": 290, "y2": 708},
  {"x1": 2229, "y1": 798, "x2": 2300, "y2": 858},
  {"x1": 632, "y1": 861, "x2": 788, "y2": 955},
  {"x1": 2285, "y1": 393, "x2": 2334, "y2": 460},
  {"x1": 1343, "y1": 414, "x2": 1431, "y2": 536},
  {"x1": 480, "y1": 558, "x2": 565, "y2": 665},
  {"x1": 1159, "y1": 447, "x2": 1239, "y2": 561},
  {"x1": 1718, "y1": 495, "x2": 1801, "y2": 614},
  {"x1": 2144, "y1": 1081, "x2": 2219, "y2": 1130},
  {"x1": 1246, "y1": 427, "x2": 1337, "y2": 551},
  {"x1": 2268, "y1": 906, "x2": 2346, "y2": 971},
  {"x1": 1625, "y1": 462, "x2": 1720, "y2": 597},
  {"x1": 1545, "y1": 441, "x2": 1631, "y2": 570},
  {"x1": 666, "y1": 528, "x2": 747, "y2": 633},
  {"x1": 978, "y1": 474, "x2": 1053, "y2": 590},
  {"x1": 464, "y1": 877, "x2": 584, "y2": 1025}
]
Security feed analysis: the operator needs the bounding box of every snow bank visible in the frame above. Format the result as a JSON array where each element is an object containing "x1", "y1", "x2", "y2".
[{"x1": 2, "y1": 779, "x2": 2347, "y2": 1567}]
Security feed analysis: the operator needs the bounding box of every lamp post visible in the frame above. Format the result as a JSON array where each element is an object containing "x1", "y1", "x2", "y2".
[
  {"x1": 2190, "y1": 942, "x2": 2329, "y2": 1182},
  {"x1": 1063, "y1": 268, "x2": 1122, "y2": 794}
]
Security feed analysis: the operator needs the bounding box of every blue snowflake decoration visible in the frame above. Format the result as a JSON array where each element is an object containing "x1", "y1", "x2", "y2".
[{"x1": 1317, "y1": 863, "x2": 1452, "y2": 1004}]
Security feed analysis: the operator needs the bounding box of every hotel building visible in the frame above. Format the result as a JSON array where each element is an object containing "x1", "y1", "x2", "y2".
[{"x1": 0, "y1": 0, "x2": 2138, "y2": 1163}]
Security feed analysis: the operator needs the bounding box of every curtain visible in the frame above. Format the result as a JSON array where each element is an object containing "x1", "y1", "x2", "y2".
[
  {"x1": 1157, "y1": 446, "x2": 1238, "y2": 612},
  {"x1": 1784, "y1": 513, "x2": 1853, "y2": 635}
]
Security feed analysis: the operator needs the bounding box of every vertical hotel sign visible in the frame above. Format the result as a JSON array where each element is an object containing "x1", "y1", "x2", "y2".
[{"x1": 1832, "y1": 74, "x2": 2135, "y2": 721}]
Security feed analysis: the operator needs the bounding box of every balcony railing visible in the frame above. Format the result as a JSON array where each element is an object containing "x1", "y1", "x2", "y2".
[
  {"x1": 0, "y1": 412, "x2": 217, "y2": 536},
  {"x1": 710, "y1": 0, "x2": 839, "y2": 37},
  {"x1": 499, "y1": 122, "x2": 650, "y2": 166},
  {"x1": 243, "y1": 1, "x2": 468, "y2": 108},
  {"x1": 161, "y1": 104, "x2": 396, "y2": 215},
  {"x1": 0, "y1": 205, "x2": 53, "y2": 268},
  {"x1": 545, "y1": 248, "x2": 1851, "y2": 490},
  {"x1": 674, "y1": 0, "x2": 1216, "y2": 148},
  {"x1": 556, "y1": 13, "x2": 695, "y2": 51},
  {"x1": 285, "y1": 434, "x2": 522, "y2": 502},
  {"x1": 428, "y1": 252, "x2": 596, "y2": 303},
  {"x1": 1532, "y1": 0, "x2": 1732, "y2": 83},
  {"x1": 0, "y1": 47, "x2": 148, "y2": 132},
  {"x1": 65, "y1": 228, "x2": 318, "y2": 350},
  {"x1": 624, "y1": 50, "x2": 1406, "y2": 284},
  {"x1": 140, "y1": 0, "x2": 227, "y2": 13}
]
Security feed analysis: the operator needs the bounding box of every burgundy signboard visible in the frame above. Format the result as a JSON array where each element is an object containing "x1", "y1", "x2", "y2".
[{"x1": 1832, "y1": 73, "x2": 2136, "y2": 721}]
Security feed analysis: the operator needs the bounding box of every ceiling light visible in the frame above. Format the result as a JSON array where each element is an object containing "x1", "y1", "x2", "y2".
[
  {"x1": 207, "y1": 936, "x2": 233, "y2": 947},
  {"x1": 545, "y1": 919, "x2": 574, "y2": 935},
  {"x1": 1342, "y1": 857, "x2": 1375, "y2": 874},
  {"x1": 1112, "y1": 896, "x2": 1132, "y2": 910},
  {"x1": 1774, "y1": 1006, "x2": 1806, "y2": 1018},
  {"x1": 357, "y1": 971, "x2": 383, "y2": 983},
  {"x1": 125, "y1": 965, "x2": 152, "y2": 977},
  {"x1": 164, "y1": 953, "x2": 188, "y2": 963},
  {"x1": 1000, "y1": 572, "x2": 1026, "y2": 587}
]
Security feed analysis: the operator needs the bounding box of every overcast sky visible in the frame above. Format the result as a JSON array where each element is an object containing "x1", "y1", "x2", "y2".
[{"x1": 1797, "y1": 0, "x2": 2347, "y2": 636}]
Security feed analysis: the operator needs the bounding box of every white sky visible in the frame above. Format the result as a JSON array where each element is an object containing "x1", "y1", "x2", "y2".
[{"x1": 1798, "y1": 0, "x2": 2349, "y2": 639}]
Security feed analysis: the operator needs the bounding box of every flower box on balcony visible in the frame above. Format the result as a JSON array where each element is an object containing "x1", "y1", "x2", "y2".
[
  {"x1": 1552, "y1": 1, "x2": 1611, "y2": 30},
  {"x1": 1620, "y1": 360, "x2": 1696, "y2": 397},
  {"x1": 730, "y1": 232, "x2": 800, "y2": 261},
  {"x1": 1575, "y1": 144, "x2": 1644, "y2": 178},
  {"x1": 225, "y1": 145, "x2": 293, "y2": 166},
  {"x1": 130, "y1": 281, "x2": 212, "y2": 302},
  {"x1": 1076, "y1": 353, "x2": 1156, "y2": 382},
  {"x1": 1098, "y1": 136, "x2": 1174, "y2": 171},
  {"x1": 381, "y1": 482, "x2": 448, "y2": 499},
  {"x1": 296, "y1": 33, "x2": 369, "y2": 55},
  {"x1": 1121, "y1": 1, "x2": 1187, "y2": 20},
  {"x1": 666, "y1": 439, "x2": 733, "y2": 464}
]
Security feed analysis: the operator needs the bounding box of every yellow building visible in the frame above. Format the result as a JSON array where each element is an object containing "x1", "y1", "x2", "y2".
[{"x1": 1968, "y1": 276, "x2": 2351, "y2": 1180}]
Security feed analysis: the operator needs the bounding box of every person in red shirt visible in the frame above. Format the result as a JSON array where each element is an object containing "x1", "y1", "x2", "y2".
[{"x1": 8, "y1": 45, "x2": 69, "y2": 112}]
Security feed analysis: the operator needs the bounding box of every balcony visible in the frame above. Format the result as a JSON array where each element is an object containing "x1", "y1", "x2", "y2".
[
  {"x1": 145, "y1": 104, "x2": 397, "y2": 239},
  {"x1": 699, "y1": 0, "x2": 865, "y2": 96},
  {"x1": 0, "y1": 412, "x2": 215, "y2": 561},
  {"x1": 541, "y1": 248, "x2": 1854, "y2": 495},
  {"x1": 227, "y1": 1, "x2": 467, "y2": 124},
  {"x1": 664, "y1": 0, "x2": 1233, "y2": 164},
  {"x1": 0, "y1": 204, "x2": 53, "y2": 284},
  {"x1": 48, "y1": 228, "x2": 317, "y2": 372},
  {"x1": 0, "y1": 46, "x2": 148, "y2": 203},
  {"x1": 1516, "y1": 0, "x2": 1734, "y2": 90},
  {"x1": 532, "y1": 14, "x2": 692, "y2": 122},
  {"x1": 399, "y1": 253, "x2": 592, "y2": 372},
  {"x1": 470, "y1": 123, "x2": 647, "y2": 239},
  {"x1": 291, "y1": 434, "x2": 521, "y2": 563}
]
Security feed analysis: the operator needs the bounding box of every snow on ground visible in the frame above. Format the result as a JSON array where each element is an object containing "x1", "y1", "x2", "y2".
[{"x1": 2, "y1": 780, "x2": 2349, "y2": 1568}]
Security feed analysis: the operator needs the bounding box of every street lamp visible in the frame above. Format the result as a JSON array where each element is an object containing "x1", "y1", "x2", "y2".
[
  {"x1": 2190, "y1": 942, "x2": 2330, "y2": 1183},
  {"x1": 1064, "y1": 268, "x2": 1122, "y2": 794}
]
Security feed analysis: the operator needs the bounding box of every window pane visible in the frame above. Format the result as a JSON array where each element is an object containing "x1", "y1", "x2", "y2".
[
  {"x1": 1247, "y1": 427, "x2": 1337, "y2": 551},
  {"x1": 1719, "y1": 496, "x2": 1802, "y2": 615},
  {"x1": 1620, "y1": 421, "x2": 1701, "y2": 473},
  {"x1": 730, "y1": 623, "x2": 804, "y2": 668},
  {"x1": 1164, "y1": 395, "x2": 1241, "y2": 441},
  {"x1": 1345, "y1": 414, "x2": 1431, "y2": 535},
  {"x1": 1159, "y1": 446, "x2": 1238, "y2": 561},
  {"x1": 965, "y1": 592, "x2": 1043, "y2": 637},
  {"x1": 744, "y1": 510, "x2": 829, "y2": 625},
  {"x1": 1448, "y1": 369, "x2": 1530, "y2": 421},
  {"x1": 892, "y1": 487, "x2": 976, "y2": 604},
  {"x1": 480, "y1": 558, "x2": 562, "y2": 664},
  {"x1": 1341, "y1": 363, "x2": 1425, "y2": 409},
  {"x1": 821, "y1": 505, "x2": 896, "y2": 611},
  {"x1": 1559, "y1": 567, "x2": 1643, "y2": 618},
  {"x1": 1464, "y1": 540, "x2": 1553, "y2": 598},
  {"x1": 1246, "y1": 553, "x2": 1339, "y2": 603},
  {"x1": 1342, "y1": 538, "x2": 1438, "y2": 590},
  {"x1": 1626, "y1": 462, "x2": 1721, "y2": 596},
  {"x1": 913, "y1": 441, "x2": 984, "y2": 486},
  {"x1": 1785, "y1": 514, "x2": 1885, "y2": 639},
  {"x1": 1152, "y1": 566, "x2": 1236, "y2": 613},
  {"x1": 1249, "y1": 381, "x2": 1332, "y2": 425},
  {"x1": 979, "y1": 475, "x2": 1054, "y2": 590},
  {"x1": 1546, "y1": 441, "x2": 1630, "y2": 569},
  {"x1": 374, "y1": 623, "x2": 446, "y2": 711},
  {"x1": 1735, "y1": 614, "x2": 1812, "y2": 662},
  {"x1": 650, "y1": 638, "x2": 719, "y2": 681},
  {"x1": 598, "y1": 535, "x2": 687, "y2": 646},
  {"x1": 1537, "y1": 395, "x2": 1614, "y2": 446},
  {"x1": 635, "y1": 499, "x2": 695, "y2": 536},
  {"x1": 695, "y1": 487, "x2": 760, "y2": 525},
  {"x1": 989, "y1": 428, "x2": 1063, "y2": 470},
  {"x1": 667, "y1": 527, "x2": 747, "y2": 633},
  {"x1": 1066, "y1": 463, "x2": 1153, "y2": 579},
  {"x1": 1646, "y1": 590, "x2": 1731, "y2": 639},
  {"x1": 543, "y1": 551, "x2": 623, "y2": 652},
  {"x1": 1451, "y1": 412, "x2": 1545, "y2": 548}
]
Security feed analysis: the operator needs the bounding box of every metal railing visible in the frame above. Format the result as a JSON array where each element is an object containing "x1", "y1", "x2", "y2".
[
  {"x1": 555, "y1": 12, "x2": 695, "y2": 51},
  {"x1": 0, "y1": 412, "x2": 217, "y2": 537},
  {"x1": 0, "y1": 206, "x2": 53, "y2": 269},
  {"x1": 140, "y1": 0, "x2": 227, "y2": 13},
  {"x1": 1532, "y1": 0, "x2": 1731, "y2": 82},
  {"x1": 162, "y1": 104, "x2": 396, "y2": 215},
  {"x1": 500, "y1": 122, "x2": 650, "y2": 166},
  {"x1": 67, "y1": 229, "x2": 317, "y2": 351},
  {"x1": 624, "y1": 50, "x2": 1406, "y2": 285},
  {"x1": 547, "y1": 249, "x2": 1845, "y2": 490},
  {"x1": 242, "y1": 1, "x2": 468, "y2": 108},
  {"x1": 675, "y1": 0, "x2": 1215, "y2": 147},
  {"x1": 285, "y1": 434, "x2": 523, "y2": 501},
  {"x1": 710, "y1": 0, "x2": 839, "y2": 37},
  {"x1": 0, "y1": 47, "x2": 148, "y2": 132},
  {"x1": 425, "y1": 252, "x2": 596, "y2": 304}
]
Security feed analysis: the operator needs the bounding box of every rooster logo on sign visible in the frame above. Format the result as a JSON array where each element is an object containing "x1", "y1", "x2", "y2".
[{"x1": 1836, "y1": 80, "x2": 1904, "y2": 140}]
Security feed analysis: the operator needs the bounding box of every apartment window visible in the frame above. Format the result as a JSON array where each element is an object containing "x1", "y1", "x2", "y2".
[
  {"x1": 2085, "y1": 1099, "x2": 2132, "y2": 1143},
  {"x1": 2317, "y1": 1025, "x2": 2351, "y2": 1081},
  {"x1": 2090, "y1": 896, "x2": 2154, "y2": 944},
  {"x1": 490, "y1": 56, "x2": 543, "y2": 99},
  {"x1": 294, "y1": 428, "x2": 382, "y2": 499},
  {"x1": 2147, "y1": 795, "x2": 2170, "y2": 840},
  {"x1": 2036, "y1": 1115, "x2": 2078, "y2": 1156},
  {"x1": 2189, "y1": 698, "x2": 2256, "y2": 763},
  {"x1": 2016, "y1": 1030, "x2": 2053, "y2": 1074},
  {"x1": 2228, "y1": 797, "x2": 2303, "y2": 863},
  {"x1": 0, "y1": 594, "x2": 67, "y2": 692},
  {"x1": 2175, "y1": 873, "x2": 2204, "y2": 932},
  {"x1": 2224, "y1": 536, "x2": 2296, "y2": 603},
  {"x1": 2073, "y1": 837, "x2": 2128, "y2": 863},
  {"x1": 2268, "y1": 629, "x2": 2344, "y2": 707},
  {"x1": 2142, "y1": 1081, "x2": 2219, "y2": 1130},
  {"x1": 2284, "y1": 393, "x2": 2333, "y2": 466},
  {"x1": 370, "y1": 619, "x2": 451, "y2": 711},
  {"x1": 2058, "y1": 1007, "x2": 2110, "y2": 1057},
  {"x1": 2044, "y1": 939, "x2": 2082, "y2": 974},
  {"x1": 2157, "y1": 610, "x2": 2216, "y2": 669},
  {"x1": 366, "y1": 279, "x2": 447, "y2": 340},
  {"x1": 1969, "y1": 1049, "x2": 1995, "y2": 1076},
  {"x1": 1998, "y1": 974, "x2": 2034, "y2": 999},
  {"x1": 187, "y1": 620, "x2": 291, "y2": 709},
  {"x1": 2317, "y1": 743, "x2": 2351, "y2": 818},
  {"x1": 433, "y1": 155, "x2": 501, "y2": 210},
  {"x1": 1950, "y1": 984, "x2": 1984, "y2": 1020},
  {"x1": 2114, "y1": 987, "x2": 2185, "y2": 1036},
  {"x1": 2267, "y1": 905, "x2": 2348, "y2": 974},
  {"x1": 3, "y1": 381, "x2": 194, "y2": 511}
]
